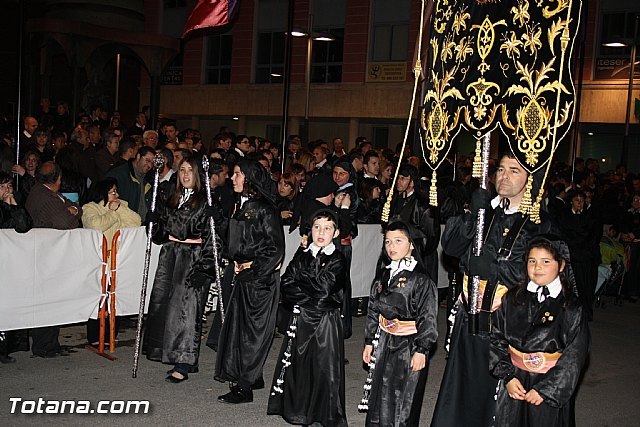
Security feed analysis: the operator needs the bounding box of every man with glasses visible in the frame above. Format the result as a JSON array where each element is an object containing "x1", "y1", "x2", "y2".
[{"x1": 143, "y1": 130, "x2": 159, "y2": 150}]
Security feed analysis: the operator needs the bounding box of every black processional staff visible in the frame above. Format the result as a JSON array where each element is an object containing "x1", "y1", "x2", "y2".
[
  {"x1": 132, "y1": 153, "x2": 165, "y2": 378},
  {"x1": 468, "y1": 133, "x2": 491, "y2": 335},
  {"x1": 202, "y1": 156, "x2": 225, "y2": 324}
]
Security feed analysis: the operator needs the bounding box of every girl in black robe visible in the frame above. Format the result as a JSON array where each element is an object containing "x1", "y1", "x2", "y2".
[
  {"x1": 490, "y1": 237, "x2": 589, "y2": 427},
  {"x1": 268, "y1": 209, "x2": 348, "y2": 426},
  {"x1": 215, "y1": 159, "x2": 285, "y2": 404},
  {"x1": 145, "y1": 156, "x2": 215, "y2": 382},
  {"x1": 362, "y1": 221, "x2": 438, "y2": 426}
]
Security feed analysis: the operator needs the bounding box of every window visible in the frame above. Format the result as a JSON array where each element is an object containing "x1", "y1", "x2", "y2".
[
  {"x1": 311, "y1": 0, "x2": 345, "y2": 83},
  {"x1": 255, "y1": 0, "x2": 288, "y2": 84},
  {"x1": 312, "y1": 28, "x2": 344, "y2": 83},
  {"x1": 370, "y1": 0, "x2": 410, "y2": 62},
  {"x1": 205, "y1": 34, "x2": 233, "y2": 84},
  {"x1": 255, "y1": 32, "x2": 285, "y2": 84}
]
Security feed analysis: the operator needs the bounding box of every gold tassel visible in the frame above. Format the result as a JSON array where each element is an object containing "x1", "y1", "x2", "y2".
[
  {"x1": 518, "y1": 174, "x2": 534, "y2": 217},
  {"x1": 382, "y1": 197, "x2": 392, "y2": 223},
  {"x1": 472, "y1": 138, "x2": 483, "y2": 178},
  {"x1": 530, "y1": 192, "x2": 543, "y2": 224},
  {"x1": 429, "y1": 169, "x2": 438, "y2": 206}
]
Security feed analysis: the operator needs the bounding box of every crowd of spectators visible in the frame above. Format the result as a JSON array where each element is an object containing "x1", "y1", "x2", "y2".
[{"x1": 1, "y1": 98, "x2": 639, "y2": 362}]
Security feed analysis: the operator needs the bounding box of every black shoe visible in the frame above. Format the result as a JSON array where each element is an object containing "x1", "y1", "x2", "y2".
[
  {"x1": 344, "y1": 358, "x2": 350, "y2": 365},
  {"x1": 218, "y1": 386, "x2": 253, "y2": 404},
  {"x1": 167, "y1": 366, "x2": 199, "y2": 375},
  {"x1": 0, "y1": 354, "x2": 16, "y2": 363},
  {"x1": 251, "y1": 377, "x2": 265, "y2": 390},
  {"x1": 165, "y1": 372, "x2": 188, "y2": 383}
]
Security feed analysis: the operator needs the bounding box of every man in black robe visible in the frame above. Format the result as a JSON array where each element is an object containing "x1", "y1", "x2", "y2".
[{"x1": 431, "y1": 153, "x2": 551, "y2": 426}]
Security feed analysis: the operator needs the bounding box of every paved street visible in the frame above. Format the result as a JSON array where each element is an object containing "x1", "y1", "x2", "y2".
[{"x1": 1, "y1": 298, "x2": 638, "y2": 426}]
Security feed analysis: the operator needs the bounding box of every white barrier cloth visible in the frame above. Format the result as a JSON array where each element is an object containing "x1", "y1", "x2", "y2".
[
  {"x1": 112, "y1": 227, "x2": 161, "y2": 317},
  {"x1": 0, "y1": 229, "x2": 103, "y2": 331}
]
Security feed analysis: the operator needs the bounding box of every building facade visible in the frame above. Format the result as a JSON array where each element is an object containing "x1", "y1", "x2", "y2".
[{"x1": 12, "y1": 0, "x2": 640, "y2": 166}]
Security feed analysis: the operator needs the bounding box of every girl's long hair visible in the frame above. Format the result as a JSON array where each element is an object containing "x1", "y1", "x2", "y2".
[
  {"x1": 508, "y1": 237, "x2": 577, "y2": 307},
  {"x1": 168, "y1": 156, "x2": 206, "y2": 209}
]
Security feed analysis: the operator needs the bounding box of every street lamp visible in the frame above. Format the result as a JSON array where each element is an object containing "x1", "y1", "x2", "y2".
[{"x1": 291, "y1": 14, "x2": 335, "y2": 142}]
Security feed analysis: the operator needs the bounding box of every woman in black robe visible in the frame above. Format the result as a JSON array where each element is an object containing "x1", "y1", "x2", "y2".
[
  {"x1": 490, "y1": 237, "x2": 589, "y2": 427},
  {"x1": 145, "y1": 156, "x2": 214, "y2": 382},
  {"x1": 362, "y1": 221, "x2": 438, "y2": 426},
  {"x1": 268, "y1": 209, "x2": 347, "y2": 426},
  {"x1": 215, "y1": 159, "x2": 285, "y2": 404}
]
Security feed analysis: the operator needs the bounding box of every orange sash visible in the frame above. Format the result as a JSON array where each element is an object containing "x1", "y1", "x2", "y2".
[
  {"x1": 509, "y1": 345, "x2": 561, "y2": 374},
  {"x1": 379, "y1": 315, "x2": 417, "y2": 336}
]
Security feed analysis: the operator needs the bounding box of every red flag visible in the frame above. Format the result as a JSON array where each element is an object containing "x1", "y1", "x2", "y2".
[{"x1": 183, "y1": 0, "x2": 238, "y2": 38}]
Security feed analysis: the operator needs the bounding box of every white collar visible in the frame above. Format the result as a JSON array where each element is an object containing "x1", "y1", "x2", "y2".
[
  {"x1": 363, "y1": 172, "x2": 377, "y2": 180},
  {"x1": 316, "y1": 158, "x2": 327, "y2": 168},
  {"x1": 403, "y1": 190, "x2": 414, "y2": 198},
  {"x1": 239, "y1": 195, "x2": 249, "y2": 208},
  {"x1": 178, "y1": 188, "x2": 194, "y2": 208},
  {"x1": 304, "y1": 242, "x2": 336, "y2": 257},
  {"x1": 527, "y1": 276, "x2": 562, "y2": 302},
  {"x1": 159, "y1": 168, "x2": 174, "y2": 183},
  {"x1": 385, "y1": 257, "x2": 417, "y2": 281},
  {"x1": 491, "y1": 195, "x2": 519, "y2": 214},
  {"x1": 235, "y1": 147, "x2": 245, "y2": 157},
  {"x1": 337, "y1": 182, "x2": 353, "y2": 191}
]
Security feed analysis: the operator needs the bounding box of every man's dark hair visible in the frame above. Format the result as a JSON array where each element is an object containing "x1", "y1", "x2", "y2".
[
  {"x1": 119, "y1": 139, "x2": 136, "y2": 156},
  {"x1": 136, "y1": 146, "x2": 155, "y2": 160},
  {"x1": 36, "y1": 161, "x2": 61, "y2": 184},
  {"x1": 363, "y1": 150, "x2": 379, "y2": 164},
  {"x1": 235, "y1": 134, "x2": 249, "y2": 147},
  {"x1": 349, "y1": 151, "x2": 364, "y2": 163},
  {"x1": 208, "y1": 158, "x2": 228, "y2": 176}
]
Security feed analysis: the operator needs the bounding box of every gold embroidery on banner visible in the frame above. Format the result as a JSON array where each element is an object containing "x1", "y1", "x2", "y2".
[
  {"x1": 419, "y1": 0, "x2": 580, "y2": 219},
  {"x1": 422, "y1": 70, "x2": 463, "y2": 164},
  {"x1": 473, "y1": 17, "x2": 507, "y2": 75}
]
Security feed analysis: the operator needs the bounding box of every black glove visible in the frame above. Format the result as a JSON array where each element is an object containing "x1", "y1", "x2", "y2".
[
  {"x1": 468, "y1": 253, "x2": 492, "y2": 280},
  {"x1": 145, "y1": 210, "x2": 161, "y2": 224},
  {"x1": 470, "y1": 188, "x2": 492, "y2": 215}
]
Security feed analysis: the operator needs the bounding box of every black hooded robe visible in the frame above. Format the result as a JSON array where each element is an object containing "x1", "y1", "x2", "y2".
[
  {"x1": 489, "y1": 291, "x2": 589, "y2": 427},
  {"x1": 145, "y1": 192, "x2": 214, "y2": 367},
  {"x1": 215, "y1": 196, "x2": 285, "y2": 388},
  {"x1": 364, "y1": 265, "x2": 438, "y2": 427},
  {"x1": 267, "y1": 246, "x2": 348, "y2": 426}
]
